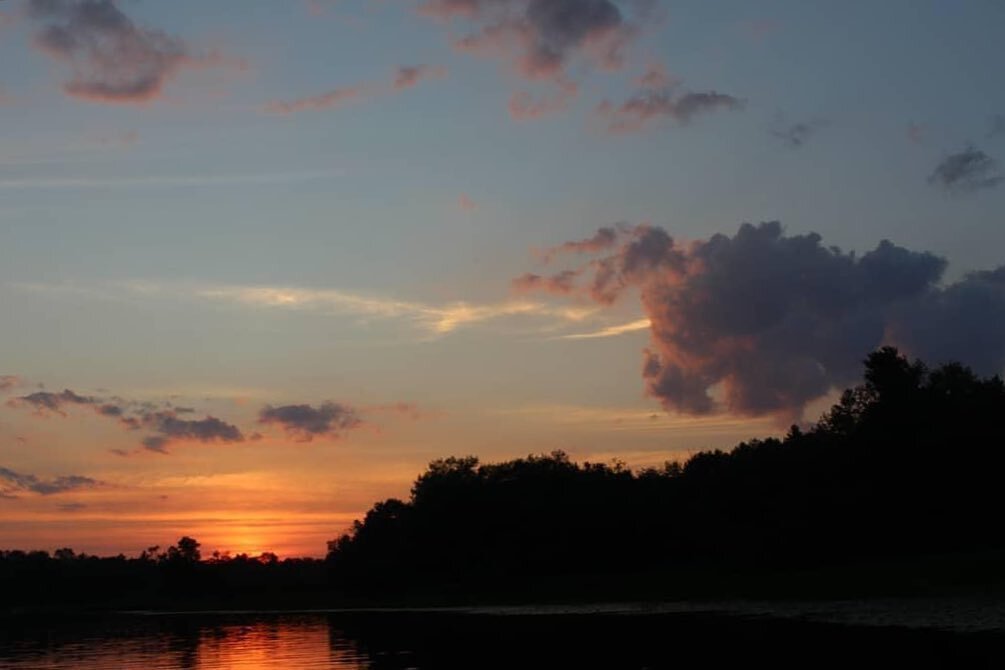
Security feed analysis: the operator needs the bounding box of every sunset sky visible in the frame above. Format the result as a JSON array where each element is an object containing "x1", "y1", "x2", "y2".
[{"x1": 2, "y1": 0, "x2": 1004, "y2": 557}]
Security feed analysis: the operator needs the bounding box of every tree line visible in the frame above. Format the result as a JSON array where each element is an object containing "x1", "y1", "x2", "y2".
[
  {"x1": 326, "y1": 347, "x2": 1005, "y2": 593},
  {"x1": 3, "y1": 347, "x2": 1004, "y2": 608}
]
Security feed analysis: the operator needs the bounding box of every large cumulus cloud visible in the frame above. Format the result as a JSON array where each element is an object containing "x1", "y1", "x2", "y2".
[{"x1": 517, "y1": 221, "x2": 1005, "y2": 419}]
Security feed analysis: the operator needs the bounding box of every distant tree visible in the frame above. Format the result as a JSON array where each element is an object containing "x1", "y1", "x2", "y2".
[
  {"x1": 167, "y1": 536, "x2": 201, "y2": 564},
  {"x1": 54, "y1": 547, "x2": 76, "y2": 561}
]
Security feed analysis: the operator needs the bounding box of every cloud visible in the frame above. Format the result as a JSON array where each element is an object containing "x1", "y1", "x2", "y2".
[
  {"x1": 457, "y1": 193, "x2": 477, "y2": 211},
  {"x1": 417, "y1": 0, "x2": 655, "y2": 119},
  {"x1": 191, "y1": 283, "x2": 597, "y2": 335},
  {"x1": 7, "y1": 388, "x2": 132, "y2": 424},
  {"x1": 58, "y1": 502, "x2": 87, "y2": 512},
  {"x1": 518, "y1": 221, "x2": 1005, "y2": 419},
  {"x1": 0, "y1": 375, "x2": 21, "y2": 393},
  {"x1": 0, "y1": 466, "x2": 101, "y2": 497},
  {"x1": 7, "y1": 386, "x2": 244, "y2": 453},
  {"x1": 596, "y1": 68, "x2": 744, "y2": 133},
  {"x1": 258, "y1": 402, "x2": 362, "y2": 441},
  {"x1": 536, "y1": 225, "x2": 623, "y2": 262},
  {"x1": 907, "y1": 123, "x2": 925, "y2": 145},
  {"x1": 769, "y1": 117, "x2": 827, "y2": 148},
  {"x1": 264, "y1": 85, "x2": 367, "y2": 115},
  {"x1": 0, "y1": 169, "x2": 344, "y2": 190},
  {"x1": 7, "y1": 388, "x2": 99, "y2": 415},
  {"x1": 633, "y1": 63, "x2": 670, "y2": 89},
  {"x1": 265, "y1": 63, "x2": 446, "y2": 115},
  {"x1": 509, "y1": 78, "x2": 578, "y2": 120},
  {"x1": 25, "y1": 0, "x2": 228, "y2": 104},
  {"x1": 559, "y1": 318, "x2": 650, "y2": 339},
  {"x1": 135, "y1": 410, "x2": 245, "y2": 453},
  {"x1": 420, "y1": 0, "x2": 643, "y2": 80},
  {"x1": 363, "y1": 401, "x2": 427, "y2": 421},
  {"x1": 15, "y1": 279, "x2": 602, "y2": 337},
  {"x1": 928, "y1": 145, "x2": 1003, "y2": 193},
  {"x1": 393, "y1": 64, "x2": 446, "y2": 90},
  {"x1": 512, "y1": 269, "x2": 581, "y2": 294}
]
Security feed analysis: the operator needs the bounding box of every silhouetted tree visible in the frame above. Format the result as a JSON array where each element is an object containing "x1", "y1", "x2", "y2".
[
  {"x1": 166, "y1": 536, "x2": 201, "y2": 564},
  {"x1": 326, "y1": 347, "x2": 1005, "y2": 592}
]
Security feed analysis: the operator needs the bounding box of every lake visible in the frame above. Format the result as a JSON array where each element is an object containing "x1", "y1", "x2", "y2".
[{"x1": 2, "y1": 601, "x2": 1004, "y2": 668}]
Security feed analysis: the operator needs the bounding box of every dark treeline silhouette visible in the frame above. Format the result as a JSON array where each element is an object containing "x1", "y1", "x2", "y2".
[
  {"x1": 0, "y1": 537, "x2": 329, "y2": 611},
  {"x1": 3, "y1": 347, "x2": 1005, "y2": 610},
  {"x1": 326, "y1": 347, "x2": 1005, "y2": 596}
]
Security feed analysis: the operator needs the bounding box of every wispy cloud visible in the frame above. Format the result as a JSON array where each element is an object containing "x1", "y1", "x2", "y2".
[
  {"x1": 559, "y1": 318, "x2": 650, "y2": 339},
  {"x1": 393, "y1": 65, "x2": 447, "y2": 90},
  {"x1": 596, "y1": 68, "x2": 744, "y2": 134},
  {"x1": 928, "y1": 145, "x2": 1003, "y2": 193},
  {"x1": 265, "y1": 64, "x2": 446, "y2": 115},
  {"x1": 0, "y1": 375, "x2": 22, "y2": 393},
  {"x1": 190, "y1": 284, "x2": 598, "y2": 335},
  {"x1": 769, "y1": 116, "x2": 828, "y2": 148},
  {"x1": 14, "y1": 280, "x2": 602, "y2": 338},
  {"x1": 0, "y1": 466, "x2": 102, "y2": 497},
  {"x1": 0, "y1": 170, "x2": 344, "y2": 191},
  {"x1": 264, "y1": 85, "x2": 367, "y2": 115},
  {"x1": 489, "y1": 403, "x2": 778, "y2": 435}
]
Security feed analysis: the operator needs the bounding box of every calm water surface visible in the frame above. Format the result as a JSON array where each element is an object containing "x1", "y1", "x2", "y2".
[{"x1": 2, "y1": 603, "x2": 1004, "y2": 669}]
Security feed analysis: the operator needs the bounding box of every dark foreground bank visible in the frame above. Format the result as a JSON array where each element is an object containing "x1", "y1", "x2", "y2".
[{"x1": 2, "y1": 608, "x2": 1005, "y2": 669}]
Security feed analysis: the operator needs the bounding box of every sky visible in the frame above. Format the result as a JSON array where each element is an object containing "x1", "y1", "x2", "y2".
[{"x1": 1, "y1": 0, "x2": 1004, "y2": 558}]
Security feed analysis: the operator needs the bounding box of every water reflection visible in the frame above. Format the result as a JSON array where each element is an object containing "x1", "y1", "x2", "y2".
[
  {"x1": 1, "y1": 609, "x2": 1002, "y2": 669},
  {"x1": 0, "y1": 615, "x2": 369, "y2": 670}
]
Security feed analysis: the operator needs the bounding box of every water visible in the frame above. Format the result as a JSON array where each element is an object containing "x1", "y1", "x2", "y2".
[{"x1": 2, "y1": 603, "x2": 1004, "y2": 669}]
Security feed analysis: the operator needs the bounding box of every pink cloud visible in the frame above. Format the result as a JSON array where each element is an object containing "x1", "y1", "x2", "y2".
[
  {"x1": 26, "y1": 0, "x2": 238, "y2": 105},
  {"x1": 265, "y1": 64, "x2": 446, "y2": 115},
  {"x1": 458, "y1": 194, "x2": 477, "y2": 211},
  {"x1": 264, "y1": 85, "x2": 368, "y2": 115},
  {"x1": 596, "y1": 67, "x2": 745, "y2": 134},
  {"x1": 512, "y1": 269, "x2": 580, "y2": 294},
  {"x1": 417, "y1": 0, "x2": 654, "y2": 120},
  {"x1": 0, "y1": 375, "x2": 22, "y2": 392},
  {"x1": 534, "y1": 225, "x2": 623, "y2": 263},
  {"x1": 421, "y1": 0, "x2": 641, "y2": 80},
  {"x1": 515, "y1": 222, "x2": 1005, "y2": 422},
  {"x1": 634, "y1": 63, "x2": 675, "y2": 89},
  {"x1": 509, "y1": 78, "x2": 578, "y2": 120}
]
